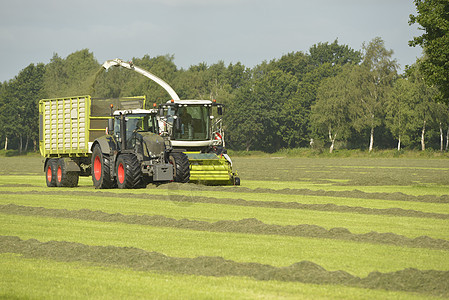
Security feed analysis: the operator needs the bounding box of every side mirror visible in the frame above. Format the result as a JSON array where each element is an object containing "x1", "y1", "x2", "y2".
[
  {"x1": 158, "y1": 107, "x2": 164, "y2": 117},
  {"x1": 217, "y1": 106, "x2": 223, "y2": 115}
]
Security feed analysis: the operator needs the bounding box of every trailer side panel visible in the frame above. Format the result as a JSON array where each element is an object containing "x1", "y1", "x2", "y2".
[
  {"x1": 39, "y1": 96, "x2": 90, "y2": 157},
  {"x1": 39, "y1": 96, "x2": 146, "y2": 158}
]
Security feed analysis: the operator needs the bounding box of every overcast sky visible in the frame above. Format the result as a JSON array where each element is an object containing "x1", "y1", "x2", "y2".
[{"x1": 0, "y1": 0, "x2": 422, "y2": 82}]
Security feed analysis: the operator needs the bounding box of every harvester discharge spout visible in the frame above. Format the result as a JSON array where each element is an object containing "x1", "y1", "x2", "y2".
[{"x1": 102, "y1": 58, "x2": 181, "y2": 101}]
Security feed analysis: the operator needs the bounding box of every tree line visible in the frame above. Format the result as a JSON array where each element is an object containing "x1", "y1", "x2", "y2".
[
  {"x1": 2, "y1": 0, "x2": 447, "y2": 154},
  {"x1": 0, "y1": 37, "x2": 447, "y2": 153}
]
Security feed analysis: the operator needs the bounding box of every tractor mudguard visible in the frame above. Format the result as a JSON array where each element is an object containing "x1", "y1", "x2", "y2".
[{"x1": 93, "y1": 135, "x2": 117, "y2": 155}]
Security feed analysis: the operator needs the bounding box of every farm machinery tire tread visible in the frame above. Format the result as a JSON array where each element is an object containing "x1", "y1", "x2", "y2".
[
  {"x1": 169, "y1": 152, "x2": 190, "y2": 183},
  {"x1": 56, "y1": 158, "x2": 79, "y2": 187},
  {"x1": 92, "y1": 145, "x2": 116, "y2": 189},
  {"x1": 45, "y1": 158, "x2": 57, "y2": 187},
  {"x1": 116, "y1": 154, "x2": 143, "y2": 189}
]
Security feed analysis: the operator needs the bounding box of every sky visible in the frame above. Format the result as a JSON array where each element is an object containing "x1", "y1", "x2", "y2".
[{"x1": 0, "y1": 0, "x2": 423, "y2": 82}]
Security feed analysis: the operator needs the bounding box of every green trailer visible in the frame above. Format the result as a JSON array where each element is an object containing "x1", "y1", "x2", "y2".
[{"x1": 39, "y1": 95, "x2": 145, "y2": 157}]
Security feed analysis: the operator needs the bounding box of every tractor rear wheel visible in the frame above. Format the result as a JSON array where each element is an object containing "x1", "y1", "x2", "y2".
[
  {"x1": 45, "y1": 158, "x2": 57, "y2": 187},
  {"x1": 91, "y1": 145, "x2": 115, "y2": 189},
  {"x1": 169, "y1": 152, "x2": 190, "y2": 183},
  {"x1": 56, "y1": 158, "x2": 79, "y2": 187},
  {"x1": 116, "y1": 154, "x2": 143, "y2": 189}
]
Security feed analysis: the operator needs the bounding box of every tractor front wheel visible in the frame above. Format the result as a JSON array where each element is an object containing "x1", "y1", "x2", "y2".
[{"x1": 116, "y1": 154, "x2": 142, "y2": 189}]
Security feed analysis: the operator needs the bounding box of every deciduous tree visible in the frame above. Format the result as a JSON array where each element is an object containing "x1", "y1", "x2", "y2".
[
  {"x1": 349, "y1": 37, "x2": 398, "y2": 152},
  {"x1": 310, "y1": 65, "x2": 353, "y2": 153},
  {"x1": 409, "y1": 0, "x2": 449, "y2": 102},
  {"x1": 385, "y1": 78, "x2": 416, "y2": 150}
]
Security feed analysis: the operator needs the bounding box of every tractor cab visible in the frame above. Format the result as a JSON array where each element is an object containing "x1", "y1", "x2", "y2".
[
  {"x1": 113, "y1": 108, "x2": 159, "y2": 136},
  {"x1": 111, "y1": 109, "x2": 168, "y2": 154},
  {"x1": 159, "y1": 100, "x2": 224, "y2": 151}
]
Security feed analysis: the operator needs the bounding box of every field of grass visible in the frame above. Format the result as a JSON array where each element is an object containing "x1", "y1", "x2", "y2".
[{"x1": 1, "y1": 154, "x2": 449, "y2": 299}]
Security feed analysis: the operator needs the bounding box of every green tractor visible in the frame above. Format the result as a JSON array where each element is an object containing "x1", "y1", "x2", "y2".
[
  {"x1": 91, "y1": 107, "x2": 182, "y2": 189},
  {"x1": 102, "y1": 59, "x2": 239, "y2": 185}
]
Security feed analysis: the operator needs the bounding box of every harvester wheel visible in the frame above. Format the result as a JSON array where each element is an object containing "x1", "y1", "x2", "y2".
[
  {"x1": 45, "y1": 158, "x2": 57, "y2": 187},
  {"x1": 116, "y1": 154, "x2": 143, "y2": 189},
  {"x1": 169, "y1": 152, "x2": 190, "y2": 183},
  {"x1": 91, "y1": 145, "x2": 115, "y2": 189},
  {"x1": 234, "y1": 176, "x2": 241, "y2": 186},
  {"x1": 55, "y1": 158, "x2": 79, "y2": 187}
]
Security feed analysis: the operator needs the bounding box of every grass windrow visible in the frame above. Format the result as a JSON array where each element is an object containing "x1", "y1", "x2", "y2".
[{"x1": 1, "y1": 155, "x2": 449, "y2": 299}]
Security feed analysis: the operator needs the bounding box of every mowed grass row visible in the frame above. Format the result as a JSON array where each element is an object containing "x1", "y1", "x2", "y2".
[
  {"x1": 1, "y1": 171, "x2": 449, "y2": 240},
  {"x1": 235, "y1": 157, "x2": 449, "y2": 185},
  {"x1": 2, "y1": 213, "x2": 449, "y2": 278},
  {"x1": 1, "y1": 181, "x2": 448, "y2": 276},
  {"x1": 2, "y1": 254, "x2": 431, "y2": 300},
  {"x1": 1, "y1": 191, "x2": 449, "y2": 240},
  {"x1": 1, "y1": 156, "x2": 449, "y2": 298},
  {"x1": 3, "y1": 176, "x2": 449, "y2": 214}
]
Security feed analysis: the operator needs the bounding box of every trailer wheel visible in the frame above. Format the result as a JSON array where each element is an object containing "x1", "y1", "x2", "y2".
[
  {"x1": 116, "y1": 154, "x2": 142, "y2": 189},
  {"x1": 91, "y1": 145, "x2": 115, "y2": 189},
  {"x1": 169, "y1": 152, "x2": 190, "y2": 183},
  {"x1": 45, "y1": 159, "x2": 57, "y2": 187},
  {"x1": 55, "y1": 158, "x2": 79, "y2": 187}
]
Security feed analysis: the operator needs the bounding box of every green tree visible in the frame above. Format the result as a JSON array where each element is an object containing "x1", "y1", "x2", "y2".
[
  {"x1": 226, "y1": 62, "x2": 251, "y2": 90},
  {"x1": 226, "y1": 70, "x2": 298, "y2": 152},
  {"x1": 310, "y1": 65, "x2": 353, "y2": 153},
  {"x1": 0, "y1": 63, "x2": 45, "y2": 152},
  {"x1": 433, "y1": 102, "x2": 449, "y2": 151},
  {"x1": 385, "y1": 77, "x2": 416, "y2": 150},
  {"x1": 268, "y1": 41, "x2": 361, "y2": 148},
  {"x1": 409, "y1": 0, "x2": 449, "y2": 102},
  {"x1": 44, "y1": 49, "x2": 99, "y2": 98},
  {"x1": 272, "y1": 51, "x2": 310, "y2": 79},
  {"x1": 309, "y1": 39, "x2": 362, "y2": 66},
  {"x1": 174, "y1": 61, "x2": 234, "y2": 104},
  {"x1": 225, "y1": 84, "x2": 263, "y2": 152},
  {"x1": 349, "y1": 37, "x2": 398, "y2": 152},
  {"x1": 408, "y1": 69, "x2": 439, "y2": 151}
]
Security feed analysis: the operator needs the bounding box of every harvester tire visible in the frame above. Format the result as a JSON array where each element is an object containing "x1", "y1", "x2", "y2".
[
  {"x1": 116, "y1": 154, "x2": 143, "y2": 189},
  {"x1": 45, "y1": 158, "x2": 57, "y2": 187},
  {"x1": 91, "y1": 145, "x2": 115, "y2": 189},
  {"x1": 169, "y1": 152, "x2": 190, "y2": 183},
  {"x1": 56, "y1": 158, "x2": 79, "y2": 187}
]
